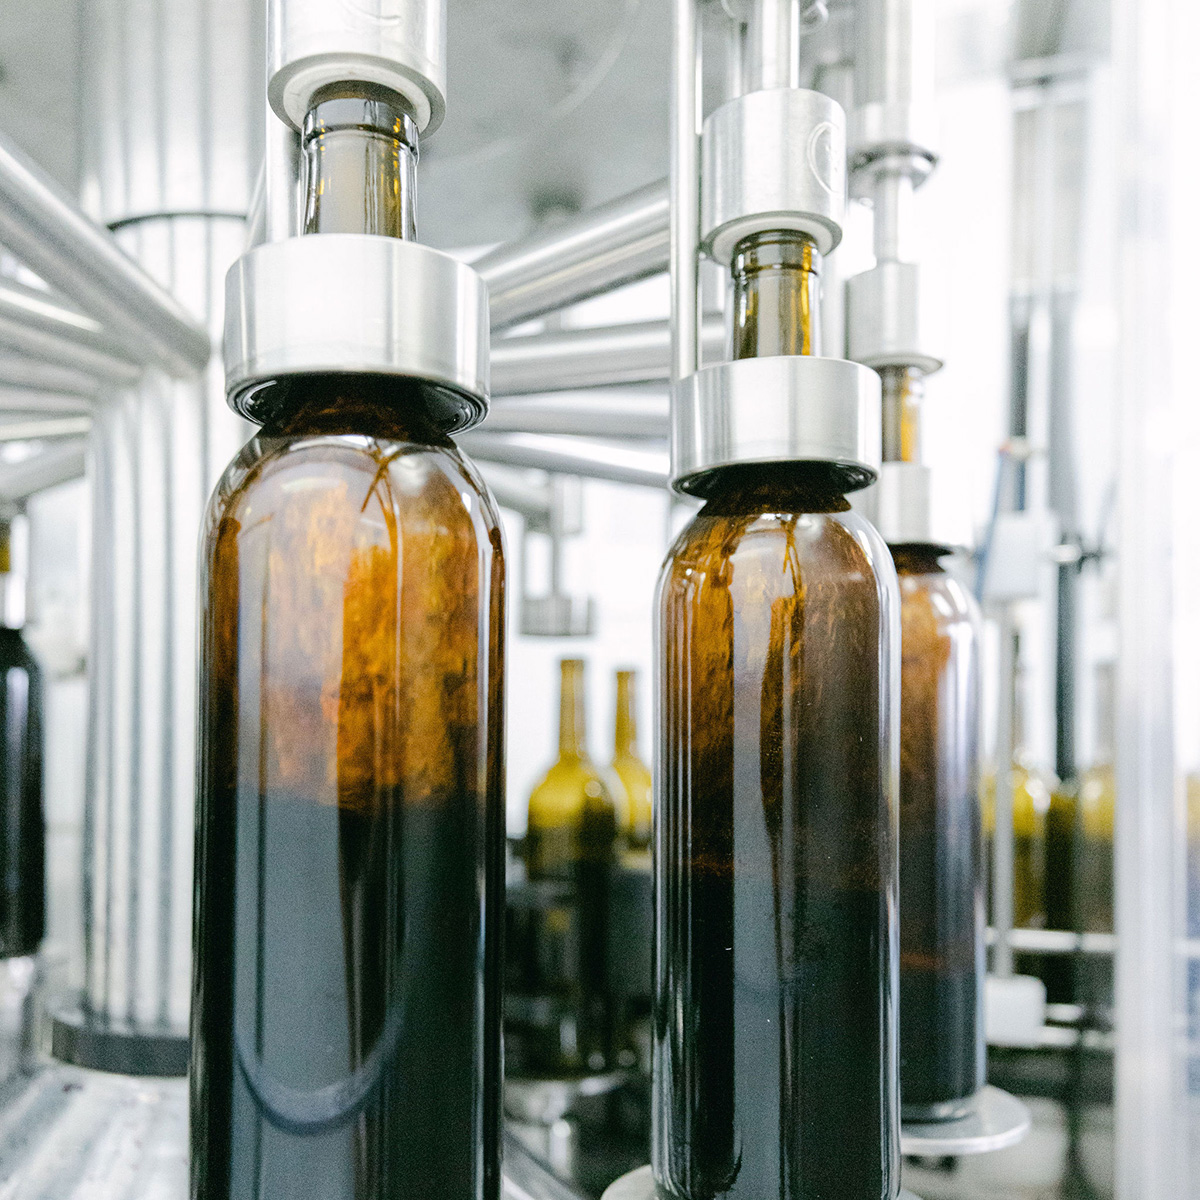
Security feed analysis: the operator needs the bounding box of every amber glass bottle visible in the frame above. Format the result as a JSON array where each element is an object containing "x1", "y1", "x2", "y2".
[
  {"x1": 191, "y1": 87, "x2": 504, "y2": 1200},
  {"x1": 654, "y1": 463, "x2": 899, "y2": 1200},
  {"x1": 612, "y1": 669, "x2": 652, "y2": 851},
  {"x1": 892, "y1": 545, "x2": 983, "y2": 1121},
  {"x1": 0, "y1": 518, "x2": 44, "y2": 960},
  {"x1": 523, "y1": 658, "x2": 622, "y2": 1075}
]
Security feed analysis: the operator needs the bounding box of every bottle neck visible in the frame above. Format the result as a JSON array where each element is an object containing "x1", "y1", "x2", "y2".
[
  {"x1": 301, "y1": 84, "x2": 418, "y2": 240},
  {"x1": 614, "y1": 670, "x2": 638, "y2": 758},
  {"x1": 559, "y1": 659, "x2": 589, "y2": 760},
  {"x1": 881, "y1": 365, "x2": 923, "y2": 464},
  {"x1": 730, "y1": 230, "x2": 822, "y2": 360}
]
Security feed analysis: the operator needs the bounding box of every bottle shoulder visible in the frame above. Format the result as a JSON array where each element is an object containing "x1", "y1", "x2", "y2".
[
  {"x1": 528, "y1": 756, "x2": 617, "y2": 826},
  {"x1": 205, "y1": 428, "x2": 504, "y2": 553},
  {"x1": 661, "y1": 503, "x2": 895, "y2": 599}
]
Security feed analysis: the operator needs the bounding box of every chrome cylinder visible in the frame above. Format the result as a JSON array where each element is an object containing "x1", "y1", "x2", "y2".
[
  {"x1": 270, "y1": 0, "x2": 447, "y2": 134},
  {"x1": 852, "y1": 460, "x2": 936, "y2": 545},
  {"x1": 225, "y1": 235, "x2": 489, "y2": 420},
  {"x1": 701, "y1": 88, "x2": 846, "y2": 263},
  {"x1": 56, "y1": 0, "x2": 261, "y2": 1073},
  {"x1": 476, "y1": 180, "x2": 670, "y2": 330},
  {"x1": 670, "y1": 355, "x2": 881, "y2": 494},
  {"x1": 846, "y1": 261, "x2": 942, "y2": 373},
  {"x1": 745, "y1": 0, "x2": 803, "y2": 92},
  {"x1": 850, "y1": 0, "x2": 937, "y2": 169}
]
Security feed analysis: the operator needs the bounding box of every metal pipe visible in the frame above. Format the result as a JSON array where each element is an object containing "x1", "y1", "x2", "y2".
[
  {"x1": 476, "y1": 180, "x2": 670, "y2": 330},
  {"x1": 670, "y1": 0, "x2": 701, "y2": 382},
  {"x1": 487, "y1": 394, "x2": 670, "y2": 439},
  {"x1": 0, "y1": 387, "x2": 94, "y2": 417},
  {"x1": 746, "y1": 0, "x2": 804, "y2": 92},
  {"x1": 460, "y1": 431, "x2": 670, "y2": 489},
  {"x1": 491, "y1": 318, "x2": 725, "y2": 396},
  {"x1": 475, "y1": 465, "x2": 553, "y2": 522},
  {"x1": 855, "y1": 0, "x2": 928, "y2": 111},
  {"x1": 872, "y1": 170, "x2": 915, "y2": 264},
  {"x1": 0, "y1": 439, "x2": 86, "y2": 501},
  {"x1": 0, "y1": 279, "x2": 141, "y2": 385},
  {"x1": 0, "y1": 417, "x2": 91, "y2": 443},
  {"x1": 0, "y1": 134, "x2": 211, "y2": 376},
  {"x1": 0, "y1": 355, "x2": 103, "y2": 399}
]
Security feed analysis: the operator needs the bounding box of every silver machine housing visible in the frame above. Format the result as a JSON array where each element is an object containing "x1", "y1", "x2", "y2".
[
  {"x1": 674, "y1": 79, "x2": 879, "y2": 493},
  {"x1": 229, "y1": 0, "x2": 490, "y2": 423}
]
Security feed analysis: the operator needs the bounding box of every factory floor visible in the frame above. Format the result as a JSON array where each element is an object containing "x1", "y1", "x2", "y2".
[{"x1": 903, "y1": 1099, "x2": 1114, "y2": 1200}]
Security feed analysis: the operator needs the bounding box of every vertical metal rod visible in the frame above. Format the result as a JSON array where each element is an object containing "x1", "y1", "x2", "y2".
[
  {"x1": 670, "y1": 0, "x2": 701, "y2": 383},
  {"x1": 872, "y1": 170, "x2": 914, "y2": 264},
  {"x1": 746, "y1": 0, "x2": 802, "y2": 92},
  {"x1": 992, "y1": 619, "x2": 1018, "y2": 978}
]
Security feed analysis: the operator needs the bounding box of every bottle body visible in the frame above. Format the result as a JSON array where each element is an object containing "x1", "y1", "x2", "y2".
[
  {"x1": 893, "y1": 547, "x2": 983, "y2": 1120},
  {"x1": 653, "y1": 472, "x2": 900, "y2": 1200},
  {"x1": 520, "y1": 659, "x2": 620, "y2": 1076},
  {"x1": 982, "y1": 761, "x2": 1050, "y2": 930},
  {"x1": 612, "y1": 669, "x2": 652, "y2": 851},
  {"x1": 191, "y1": 379, "x2": 505, "y2": 1200},
  {"x1": 0, "y1": 628, "x2": 43, "y2": 959}
]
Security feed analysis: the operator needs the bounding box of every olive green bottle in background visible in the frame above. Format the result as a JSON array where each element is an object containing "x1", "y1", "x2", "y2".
[
  {"x1": 524, "y1": 658, "x2": 622, "y2": 1075},
  {"x1": 611, "y1": 669, "x2": 652, "y2": 851}
]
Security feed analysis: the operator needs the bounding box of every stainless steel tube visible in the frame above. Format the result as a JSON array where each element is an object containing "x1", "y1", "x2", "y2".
[
  {"x1": 872, "y1": 170, "x2": 915, "y2": 263},
  {"x1": 54, "y1": 0, "x2": 261, "y2": 1073},
  {"x1": 0, "y1": 279, "x2": 141, "y2": 385},
  {"x1": 477, "y1": 180, "x2": 670, "y2": 330},
  {"x1": 460, "y1": 431, "x2": 670, "y2": 489},
  {"x1": 487, "y1": 393, "x2": 670, "y2": 438},
  {"x1": 0, "y1": 135, "x2": 211, "y2": 376},
  {"x1": 491, "y1": 318, "x2": 725, "y2": 395},
  {"x1": 475, "y1": 466, "x2": 553, "y2": 522},
  {"x1": 855, "y1": 0, "x2": 927, "y2": 110},
  {"x1": 670, "y1": 0, "x2": 701, "y2": 382},
  {"x1": 0, "y1": 354, "x2": 104, "y2": 399},
  {"x1": 0, "y1": 440, "x2": 86, "y2": 501},
  {"x1": 0, "y1": 417, "x2": 90, "y2": 443},
  {"x1": 746, "y1": 0, "x2": 801, "y2": 91}
]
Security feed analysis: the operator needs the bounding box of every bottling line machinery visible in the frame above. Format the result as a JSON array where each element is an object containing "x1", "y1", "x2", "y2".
[{"x1": 0, "y1": 0, "x2": 1193, "y2": 1198}]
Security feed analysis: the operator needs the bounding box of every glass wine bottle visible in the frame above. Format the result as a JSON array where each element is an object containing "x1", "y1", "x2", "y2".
[
  {"x1": 654, "y1": 229, "x2": 899, "y2": 1200},
  {"x1": 192, "y1": 86, "x2": 504, "y2": 1200},
  {"x1": 982, "y1": 659, "x2": 1052, "y2": 931},
  {"x1": 892, "y1": 544, "x2": 983, "y2": 1121},
  {"x1": 611, "y1": 669, "x2": 652, "y2": 852},
  {"x1": 522, "y1": 658, "x2": 621, "y2": 1077},
  {"x1": 0, "y1": 513, "x2": 43, "y2": 962}
]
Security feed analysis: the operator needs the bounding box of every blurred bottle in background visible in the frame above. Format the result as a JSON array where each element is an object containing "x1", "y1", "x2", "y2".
[
  {"x1": 0, "y1": 509, "x2": 44, "y2": 963},
  {"x1": 607, "y1": 668, "x2": 653, "y2": 1073},
  {"x1": 611, "y1": 669, "x2": 651, "y2": 852},
  {"x1": 519, "y1": 659, "x2": 624, "y2": 1077},
  {"x1": 982, "y1": 657, "x2": 1052, "y2": 932}
]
